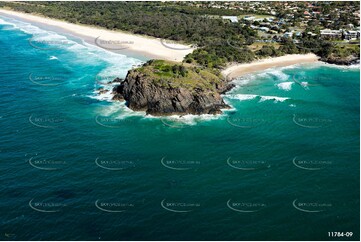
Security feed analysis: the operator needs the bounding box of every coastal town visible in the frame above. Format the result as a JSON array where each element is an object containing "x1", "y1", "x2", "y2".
[
  {"x1": 0, "y1": 1, "x2": 358, "y2": 114},
  {"x1": 0, "y1": 2, "x2": 359, "y2": 241},
  {"x1": 1, "y1": 1, "x2": 359, "y2": 66},
  {"x1": 177, "y1": 1, "x2": 360, "y2": 66},
  {"x1": 196, "y1": 2, "x2": 360, "y2": 43}
]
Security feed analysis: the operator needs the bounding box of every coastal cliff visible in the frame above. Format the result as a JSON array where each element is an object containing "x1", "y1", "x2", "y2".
[{"x1": 112, "y1": 60, "x2": 233, "y2": 116}]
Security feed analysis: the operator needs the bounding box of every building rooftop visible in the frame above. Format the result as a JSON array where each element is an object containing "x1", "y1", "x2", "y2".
[{"x1": 222, "y1": 16, "x2": 238, "y2": 23}]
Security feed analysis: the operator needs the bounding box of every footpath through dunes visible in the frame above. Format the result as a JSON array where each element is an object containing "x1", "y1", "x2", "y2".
[{"x1": 0, "y1": 9, "x2": 195, "y2": 62}]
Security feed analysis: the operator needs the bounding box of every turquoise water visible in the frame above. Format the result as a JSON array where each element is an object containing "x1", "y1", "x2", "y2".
[{"x1": 0, "y1": 16, "x2": 359, "y2": 241}]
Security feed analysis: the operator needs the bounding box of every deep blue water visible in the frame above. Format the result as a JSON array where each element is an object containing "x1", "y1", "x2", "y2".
[{"x1": 0, "y1": 16, "x2": 359, "y2": 241}]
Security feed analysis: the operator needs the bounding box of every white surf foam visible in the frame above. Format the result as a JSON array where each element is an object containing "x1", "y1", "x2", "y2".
[
  {"x1": 259, "y1": 95, "x2": 289, "y2": 102},
  {"x1": 94, "y1": 99, "x2": 226, "y2": 125},
  {"x1": 0, "y1": 16, "x2": 144, "y2": 104},
  {"x1": 232, "y1": 78, "x2": 251, "y2": 87},
  {"x1": 155, "y1": 113, "x2": 224, "y2": 126},
  {"x1": 225, "y1": 94, "x2": 258, "y2": 101},
  {"x1": 95, "y1": 102, "x2": 145, "y2": 120},
  {"x1": 267, "y1": 69, "x2": 290, "y2": 81},
  {"x1": 225, "y1": 94, "x2": 289, "y2": 103},
  {"x1": 1, "y1": 16, "x2": 143, "y2": 65},
  {"x1": 0, "y1": 18, "x2": 17, "y2": 27},
  {"x1": 300, "y1": 81, "x2": 309, "y2": 88},
  {"x1": 276, "y1": 81, "x2": 293, "y2": 91},
  {"x1": 89, "y1": 90, "x2": 114, "y2": 102},
  {"x1": 298, "y1": 61, "x2": 360, "y2": 71}
]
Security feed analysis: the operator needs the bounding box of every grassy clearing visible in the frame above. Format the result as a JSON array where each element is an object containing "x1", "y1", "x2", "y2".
[{"x1": 249, "y1": 42, "x2": 281, "y2": 51}]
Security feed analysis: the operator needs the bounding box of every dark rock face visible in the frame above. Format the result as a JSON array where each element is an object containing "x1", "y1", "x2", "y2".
[
  {"x1": 322, "y1": 54, "x2": 360, "y2": 66},
  {"x1": 108, "y1": 77, "x2": 123, "y2": 84},
  {"x1": 97, "y1": 87, "x2": 108, "y2": 95},
  {"x1": 112, "y1": 93, "x2": 124, "y2": 101},
  {"x1": 111, "y1": 85, "x2": 124, "y2": 101},
  {"x1": 113, "y1": 70, "x2": 232, "y2": 116}
]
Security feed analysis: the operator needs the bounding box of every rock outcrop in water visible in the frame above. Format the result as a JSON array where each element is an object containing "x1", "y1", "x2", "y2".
[
  {"x1": 322, "y1": 54, "x2": 360, "y2": 66},
  {"x1": 113, "y1": 60, "x2": 233, "y2": 116}
]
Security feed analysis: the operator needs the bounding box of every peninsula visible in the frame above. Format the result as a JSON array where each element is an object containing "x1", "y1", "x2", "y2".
[
  {"x1": 1, "y1": 1, "x2": 359, "y2": 116},
  {"x1": 113, "y1": 60, "x2": 232, "y2": 116}
]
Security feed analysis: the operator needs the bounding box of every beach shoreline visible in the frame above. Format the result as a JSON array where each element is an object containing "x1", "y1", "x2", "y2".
[
  {"x1": 0, "y1": 8, "x2": 194, "y2": 62},
  {"x1": 0, "y1": 9, "x2": 320, "y2": 79},
  {"x1": 222, "y1": 54, "x2": 320, "y2": 79}
]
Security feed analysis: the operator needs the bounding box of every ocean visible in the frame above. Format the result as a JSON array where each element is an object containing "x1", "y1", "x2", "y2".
[{"x1": 0, "y1": 16, "x2": 359, "y2": 241}]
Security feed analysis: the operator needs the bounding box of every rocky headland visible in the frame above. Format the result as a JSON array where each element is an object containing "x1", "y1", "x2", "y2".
[
  {"x1": 321, "y1": 54, "x2": 360, "y2": 66},
  {"x1": 112, "y1": 60, "x2": 234, "y2": 116}
]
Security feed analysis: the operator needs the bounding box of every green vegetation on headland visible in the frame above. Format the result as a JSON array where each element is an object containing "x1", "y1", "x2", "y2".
[
  {"x1": 1, "y1": 1, "x2": 359, "y2": 68},
  {"x1": 138, "y1": 60, "x2": 222, "y2": 91}
]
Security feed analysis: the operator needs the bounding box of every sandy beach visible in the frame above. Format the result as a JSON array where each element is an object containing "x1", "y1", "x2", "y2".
[
  {"x1": 222, "y1": 54, "x2": 319, "y2": 79},
  {"x1": 0, "y1": 9, "x2": 194, "y2": 62},
  {"x1": 0, "y1": 9, "x2": 320, "y2": 75}
]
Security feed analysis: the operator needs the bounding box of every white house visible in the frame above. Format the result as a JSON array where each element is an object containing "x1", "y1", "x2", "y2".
[
  {"x1": 307, "y1": 32, "x2": 317, "y2": 37},
  {"x1": 344, "y1": 30, "x2": 358, "y2": 40},
  {"x1": 320, "y1": 29, "x2": 342, "y2": 39},
  {"x1": 284, "y1": 32, "x2": 293, "y2": 38},
  {"x1": 259, "y1": 27, "x2": 270, "y2": 32},
  {"x1": 222, "y1": 16, "x2": 238, "y2": 23}
]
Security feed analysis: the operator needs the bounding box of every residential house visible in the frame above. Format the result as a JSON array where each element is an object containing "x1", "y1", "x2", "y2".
[
  {"x1": 222, "y1": 16, "x2": 239, "y2": 23},
  {"x1": 320, "y1": 29, "x2": 342, "y2": 39},
  {"x1": 344, "y1": 30, "x2": 358, "y2": 40},
  {"x1": 284, "y1": 32, "x2": 293, "y2": 38}
]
